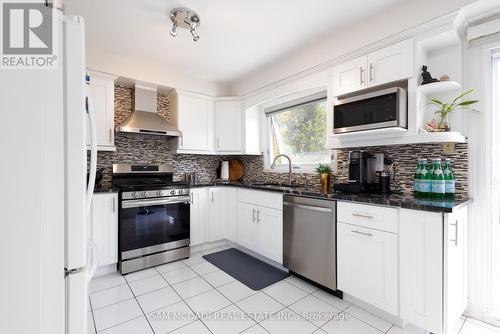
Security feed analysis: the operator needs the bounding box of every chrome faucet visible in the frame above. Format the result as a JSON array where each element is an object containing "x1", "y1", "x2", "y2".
[{"x1": 271, "y1": 154, "x2": 292, "y2": 186}]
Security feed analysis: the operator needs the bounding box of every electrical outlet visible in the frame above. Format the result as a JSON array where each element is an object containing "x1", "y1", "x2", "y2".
[{"x1": 442, "y1": 142, "x2": 455, "y2": 154}]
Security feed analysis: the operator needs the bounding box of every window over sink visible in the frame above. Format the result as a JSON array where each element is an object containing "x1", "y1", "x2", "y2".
[{"x1": 265, "y1": 92, "x2": 330, "y2": 171}]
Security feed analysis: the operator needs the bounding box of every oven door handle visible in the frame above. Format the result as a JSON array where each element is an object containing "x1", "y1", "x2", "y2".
[{"x1": 121, "y1": 196, "x2": 190, "y2": 209}]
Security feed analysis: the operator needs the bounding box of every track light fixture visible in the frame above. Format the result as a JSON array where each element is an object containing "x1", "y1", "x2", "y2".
[{"x1": 169, "y1": 7, "x2": 200, "y2": 42}]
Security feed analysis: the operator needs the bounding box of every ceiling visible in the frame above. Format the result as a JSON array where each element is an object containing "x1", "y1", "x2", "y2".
[{"x1": 65, "y1": 0, "x2": 408, "y2": 85}]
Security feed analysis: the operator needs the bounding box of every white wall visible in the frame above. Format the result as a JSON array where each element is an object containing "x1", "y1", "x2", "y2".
[
  {"x1": 85, "y1": 45, "x2": 228, "y2": 96},
  {"x1": 230, "y1": 0, "x2": 476, "y2": 96}
]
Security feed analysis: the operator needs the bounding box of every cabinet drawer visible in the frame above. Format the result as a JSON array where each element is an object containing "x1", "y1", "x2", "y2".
[
  {"x1": 238, "y1": 189, "x2": 283, "y2": 210},
  {"x1": 337, "y1": 202, "x2": 397, "y2": 233}
]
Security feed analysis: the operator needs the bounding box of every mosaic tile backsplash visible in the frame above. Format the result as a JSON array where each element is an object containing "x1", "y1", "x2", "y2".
[
  {"x1": 91, "y1": 85, "x2": 468, "y2": 196},
  {"x1": 335, "y1": 143, "x2": 468, "y2": 196}
]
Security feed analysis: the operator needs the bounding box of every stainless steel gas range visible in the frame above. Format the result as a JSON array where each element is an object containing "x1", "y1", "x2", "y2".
[{"x1": 112, "y1": 164, "x2": 190, "y2": 274}]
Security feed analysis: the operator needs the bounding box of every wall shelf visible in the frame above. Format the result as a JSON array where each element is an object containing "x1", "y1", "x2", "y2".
[
  {"x1": 417, "y1": 81, "x2": 461, "y2": 96},
  {"x1": 328, "y1": 131, "x2": 466, "y2": 149}
]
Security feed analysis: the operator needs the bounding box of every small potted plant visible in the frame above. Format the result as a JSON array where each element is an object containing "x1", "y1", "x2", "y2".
[
  {"x1": 316, "y1": 163, "x2": 333, "y2": 194},
  {"x1": 427, "y1": 89, "x2": 479, "y2": 132}
]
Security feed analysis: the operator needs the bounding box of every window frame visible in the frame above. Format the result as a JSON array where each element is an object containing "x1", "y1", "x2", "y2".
[{"x1": 263, "y1": 91, "x2": 329, "y2": 172}]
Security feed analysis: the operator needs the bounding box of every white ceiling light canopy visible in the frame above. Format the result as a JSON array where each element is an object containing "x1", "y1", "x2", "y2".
[{"x1": 169, "y1": 7, "x2": 200, "y2": 42}]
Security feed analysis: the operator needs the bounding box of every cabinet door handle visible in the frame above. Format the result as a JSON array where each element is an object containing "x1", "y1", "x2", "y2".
[
  {"x1": 450, "y1": 220, "x2": 458, "y2": 246},
  {"x1": 211, "y1": 191, "x2": 214, "y2": 203},
  {"x1": 109, "y1": 129, "x2": 112, "y2": 143},
  {"x1": 369, "y1": 63, "x2": 374, "y2": 82},
  {"x1": 112, "y1": 197, "x2": 116, "y2": 212},
  {"x1": 360, "y1": 66, "x2": 365, "y2": 86},
  {"x1": 352, "y1": 212, "x2": 374, "y2": 219},
  {"x1": 257, "y1": 210, "x2": 261, "y2": 223},
  {"x1": 351, "y1": 229, "x2": 373, "y2": 237},
  {"x1": 252, "y1": 208, "x2": 256, "y2": 223},
  {"x1": 190, "y1": 193, "x2": 193, "y2": 205}
]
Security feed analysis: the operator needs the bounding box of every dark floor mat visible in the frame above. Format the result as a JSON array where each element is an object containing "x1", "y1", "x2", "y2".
[{"x1": 202, "y1": 248, "x2": 289, "y2": 290}]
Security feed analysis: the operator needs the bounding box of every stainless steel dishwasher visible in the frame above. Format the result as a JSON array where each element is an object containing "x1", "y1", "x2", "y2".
[{"x1": 283, "y1": 195, "x2": 337, "y2": 291}]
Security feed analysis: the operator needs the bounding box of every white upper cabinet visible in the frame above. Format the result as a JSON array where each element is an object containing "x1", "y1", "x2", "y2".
[
  {"x1": 174, "y1": 92, "x2": 246, "y2": 154},
  {"x1": 177, "y1": 93, "x2": 215, "y2": 153},
  {"x1": 332, "y1": 39, "x2": 414, "y2": 96},
  {"x1": 367, "y1": 39, "x2": 414, "y2": 87},
  {"x1": 332, "y1": 56, "x2": 368, "y2": 96},
  {"x1": 86, "y1": 70, "x2": 117, "y2": 151},
  {"x1": 215, "y1": 99, "x2": 243, "y2": 152}
]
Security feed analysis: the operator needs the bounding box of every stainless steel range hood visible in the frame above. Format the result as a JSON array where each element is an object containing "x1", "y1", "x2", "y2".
[{"x1": 116, "y1": 84, "x2": 182, "y2": 137}]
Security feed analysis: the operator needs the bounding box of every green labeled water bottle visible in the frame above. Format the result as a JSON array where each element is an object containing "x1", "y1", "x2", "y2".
[
  {"x1": 414, "y1": 159, "x2": 422, "y2": 197},
  {"x1": 420, "y1": 159, "x2": 431, "y2": 197},
  {"x1": 443, "y1": 158, "x2": 455, "y2": 198},
  {"x1": 431, "y1": 159, "x2": 445, "y2": 199}
]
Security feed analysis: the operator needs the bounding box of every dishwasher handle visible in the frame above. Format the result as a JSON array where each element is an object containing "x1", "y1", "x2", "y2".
[{"x1": 283, "y1": 201, "x2": 334, "y2": 213}]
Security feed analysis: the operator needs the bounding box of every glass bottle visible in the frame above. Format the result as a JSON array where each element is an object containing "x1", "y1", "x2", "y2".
[
  {"x1": 420, "y1": 159, "x2": 431, "y2": 198},
  {"x1": 414, "y1": 159, "x2": 421, "y2": 197},
  {"x1": 431, "y1": 159, "x2": 445, "y2": 199},
  {"x1": 443, "y1": 158, "x2": 456, "y2": 198}
]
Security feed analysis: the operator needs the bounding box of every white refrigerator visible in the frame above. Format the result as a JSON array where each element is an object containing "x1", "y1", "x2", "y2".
[{"x1": 0, "y1": 8, "x2": 97, "y2": 334}]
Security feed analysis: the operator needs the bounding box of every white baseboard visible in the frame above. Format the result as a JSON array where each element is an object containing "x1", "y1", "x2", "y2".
[{"x1": 343, "y1": 292, "x2": 405, "y2": 328}]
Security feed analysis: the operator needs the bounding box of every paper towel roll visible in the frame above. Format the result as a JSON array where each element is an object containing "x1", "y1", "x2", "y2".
[{"x1": 221, "y1": 161, "x2": 229, "y2": 180}]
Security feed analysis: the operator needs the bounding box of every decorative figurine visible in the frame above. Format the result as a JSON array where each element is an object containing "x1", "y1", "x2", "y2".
[{"x1": 421, "y1": 65, "x2": 439, "y2": 85}]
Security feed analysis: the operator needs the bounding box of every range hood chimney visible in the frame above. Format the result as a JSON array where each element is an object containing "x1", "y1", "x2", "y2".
[{"x1": 116, "y1": 84, "x2": 181, "y2": 137}]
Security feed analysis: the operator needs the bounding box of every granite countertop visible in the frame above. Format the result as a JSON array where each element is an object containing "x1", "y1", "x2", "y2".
[
  {"x1": 191, "y1": 181, "x2": 471, "y2": 213},
  {"x1": 93, "y1": 185, "x2": 118, "y2": 193}
]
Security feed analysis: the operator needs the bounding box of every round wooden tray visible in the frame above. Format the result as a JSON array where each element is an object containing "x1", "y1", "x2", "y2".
[{"x1": 229, "y1": 159, "x2": 244, "y2": 181}]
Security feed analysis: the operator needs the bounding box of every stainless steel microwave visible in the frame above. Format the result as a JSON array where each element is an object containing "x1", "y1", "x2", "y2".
[{"x1": 333, "y1": 87, "x2": 407, "y2": 134}]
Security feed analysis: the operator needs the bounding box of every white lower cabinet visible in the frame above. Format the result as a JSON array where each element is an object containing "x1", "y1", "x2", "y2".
[
  {"x1": 255, "y1": 206, "x2": 283, "y2": 263},
  {"x1": 207, "y1": 188, "x2": 226, "y2": 242},
  {"x1": 236, "y1": 189, "x2": 283, "y2": 264},
  {"x1": 189, "y1": 188, "x2": 208, "y2": 246},
  {"x1": 399, "y1": 206, "x2": 468, "y2": 334},
  {"x1": 202, "y1": 187, "x2": 237, "y2": 243},
  {"x1": 88, "y1": 193, "x2": 118, "y2": 267},
  {"x1": 236, "y1": 202, "x2": 256, "y2": 250},
  {"x1": 337, "y1": 222, "x2": 398, "y2": 315}
]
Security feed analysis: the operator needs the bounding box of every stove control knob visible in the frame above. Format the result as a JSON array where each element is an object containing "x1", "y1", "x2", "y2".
[
  {"x1": 156, "y1": 191, "x2": 162, "y2": 197},
  {"x1": 170, "y1": 190, "x2": 177, "y2": 195}
]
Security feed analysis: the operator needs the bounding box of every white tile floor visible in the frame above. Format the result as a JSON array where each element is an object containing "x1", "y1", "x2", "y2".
[{"x1": 88, "y1": 246, "x2": 500, "y2": 334}]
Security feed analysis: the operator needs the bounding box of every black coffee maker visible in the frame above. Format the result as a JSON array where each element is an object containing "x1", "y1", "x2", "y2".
[{"x1": 335, "y1": 151, "x2": 378, "y2": 193}]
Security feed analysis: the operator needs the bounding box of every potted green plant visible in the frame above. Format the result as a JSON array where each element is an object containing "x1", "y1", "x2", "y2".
[
  {"x1": 316, "y1": 163, "x2": 332, "y2": 194},
  {"x1": 427, "y1": 89, "x2": 479, "y2": 132}
]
